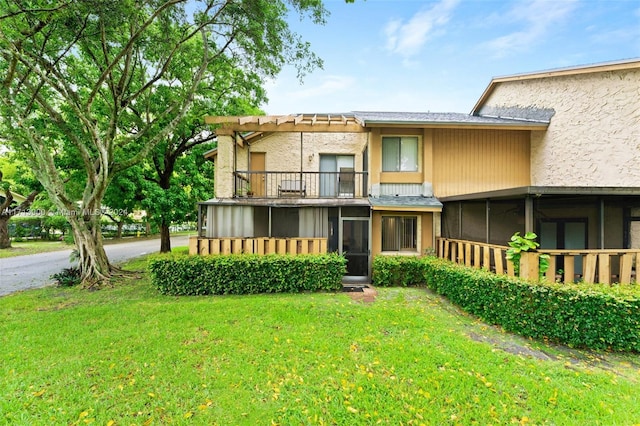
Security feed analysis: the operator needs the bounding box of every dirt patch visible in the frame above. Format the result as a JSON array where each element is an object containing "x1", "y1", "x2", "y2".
[{"x1": 345, "y1": 284, "x2": 377, "y2": 303}]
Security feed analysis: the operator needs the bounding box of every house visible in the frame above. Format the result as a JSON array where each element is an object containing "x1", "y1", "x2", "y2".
[
  {"x1": 193, "y1": 58, "x2": 640, "y2": 282},
  {"x1": 0, "y1": 189, "x2": 27, "y2": 207}
]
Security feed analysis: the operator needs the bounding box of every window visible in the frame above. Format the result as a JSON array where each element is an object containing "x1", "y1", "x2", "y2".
[
  {"x1": 382, "y1": 136, "x2": 418, "y2": 172},
  {"x1": 271, "y1": 208, "x2": 299, "y2": 237},
  {"x1": 382, "y1": 216, "x2": 417, "y2": 251}
]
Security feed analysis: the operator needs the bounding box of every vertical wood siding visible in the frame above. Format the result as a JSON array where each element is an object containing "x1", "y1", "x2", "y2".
[{"x1": 433, "y1": 129, "x2": 530, "y2": 198}]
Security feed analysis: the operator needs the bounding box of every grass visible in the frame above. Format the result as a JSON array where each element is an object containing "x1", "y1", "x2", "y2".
[
  {"x1": 1, "y1": 256, "x2": 639, "y2": 425},
  {"x1": 0, "y1": 240, "x2": 73, "y2": 258},
  {"x1": 0, "y1": 231, "x2": 194, "y2": 259}
]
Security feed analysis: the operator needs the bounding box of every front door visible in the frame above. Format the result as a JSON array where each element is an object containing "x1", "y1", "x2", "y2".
[
  {"x1": 341, "y1": 218, "x2": 369, "y2": 280},
  {"x1": 250, "y1": 152, "x2": 266, "y2": 196}
]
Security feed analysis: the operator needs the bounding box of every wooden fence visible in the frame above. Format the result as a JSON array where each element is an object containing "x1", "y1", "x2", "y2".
[
  {"x1": 436, "y1": 237, "x2": 640, "y2": 284},
  {"x1": 189, "y1": 237, "x2": 327, "y2": 256}
]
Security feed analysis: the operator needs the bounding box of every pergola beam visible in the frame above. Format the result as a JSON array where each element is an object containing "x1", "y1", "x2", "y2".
[{"x1": 205, "y1": 114, "x2": 368, "y2": 135}]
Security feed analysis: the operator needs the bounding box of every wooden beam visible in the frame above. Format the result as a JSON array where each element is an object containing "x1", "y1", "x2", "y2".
[
  {"x1": 212, "y1": 122, "x2": 367, "y2": 134},
  {"x1": 276, "y1": 115, "x2": 294, "y2": 125}
]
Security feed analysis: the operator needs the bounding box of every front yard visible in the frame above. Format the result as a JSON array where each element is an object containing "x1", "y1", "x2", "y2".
[{"x1": 1, "y1": 256, "x2": 639, "y2": 425}]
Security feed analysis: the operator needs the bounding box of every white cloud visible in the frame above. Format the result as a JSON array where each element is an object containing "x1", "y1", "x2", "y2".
[
  {"x1": 484, "y1": 0, "x2": 579, "y2": 57},
  {"x1": 264, "y1": 74, "x2": 356, "y2": 114},
  {"x1": 384, "y1": 0, "x2": 460, "y2": 59},
  {"x1": 287, "y1": 75, "x2": 355, "y2": 100}
]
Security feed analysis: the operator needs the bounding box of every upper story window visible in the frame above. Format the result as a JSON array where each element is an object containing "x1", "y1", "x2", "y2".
[{"x1": 382, "y1": 136, "x2": 419, "y2": 172}]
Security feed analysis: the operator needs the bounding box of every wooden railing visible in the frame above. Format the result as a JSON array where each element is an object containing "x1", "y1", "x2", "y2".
[
  {"x1": 189, "y1": 237, "x2": 327, "y2": 256},
  {"x1": 437, "y1": 237, "x2": 515, "y2": 276},
  {"x1": 436, "y1": 237, "x2": 640, "y2": 284}
]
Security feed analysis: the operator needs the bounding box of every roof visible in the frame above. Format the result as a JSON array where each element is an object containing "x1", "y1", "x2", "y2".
[
  {"x1": 368, "y1": 195, "x2": 443, "y2": 212},
  {"x1": 198, "y1": 195, "x2": 442, "y2": 211},
  {"x1": 203, "y1": 147, "x2": 217, "y2": 160},
  {"x1": 0, "y1": 189, "x2": 26, "y2": 204},
  {"x1": 353, "y1": 111, "x2": 548, "y2": 128},
  {"x1": 205, "y1": 110, "x2": 548, "y2": 135},
  {"x1": 439, "y1": 186, "x2": 640, "y2": 202},
  {"x1": 472, "y1": 57, "x2": 640, "y2": 114}
]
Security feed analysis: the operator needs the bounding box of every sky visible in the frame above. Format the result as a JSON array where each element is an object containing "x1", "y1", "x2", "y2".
[{"x1": 262, "y1": 0, "x2": 640, "y2": 115}]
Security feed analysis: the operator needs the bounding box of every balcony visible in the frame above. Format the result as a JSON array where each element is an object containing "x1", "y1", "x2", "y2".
[{"x1": 233, "y1": 170, "x2": 368, "y2": 199}]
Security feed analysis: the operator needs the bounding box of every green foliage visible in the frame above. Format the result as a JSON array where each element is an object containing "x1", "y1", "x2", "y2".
[
  {"x1": 50, "y1": 267, "x2": 82, "y2": 287},
  {"x1": 506, "y1": 231, "x2": 550, "y2": 279},
  {"x1": 149, "y1": 253, "x2": 347, "y2": 295},
  {"x1": 0, "y1": 0, "x2": 328, "y2": 281},
  {"x1": 8, "y1": 217, "x2": 42, "y2": 240},
  {"x1": 372, "y1": 255, "x2": 425, "y2": 287},
  {"x1": 372, "y1": 255, "x2": 640, "y2": 351}
]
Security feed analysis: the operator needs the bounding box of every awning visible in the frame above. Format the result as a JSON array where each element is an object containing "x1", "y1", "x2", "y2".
[{"x1": 368, "y1": 195, "x2": 443, "y2": 212}]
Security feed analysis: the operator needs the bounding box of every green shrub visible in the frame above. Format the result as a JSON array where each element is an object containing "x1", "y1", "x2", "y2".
[
  {"x1": 372, "y1": 255, "x2": 640, "y2": 352},
  {"x1": 50, "y1": 267, "x2": 82, "y2": 287},
  {"x1": 372, "y1": 255, "x2": 425, "y2": 287},
  {"x1": 148, "y1": 253, "x2": 347, "y2": 296}
]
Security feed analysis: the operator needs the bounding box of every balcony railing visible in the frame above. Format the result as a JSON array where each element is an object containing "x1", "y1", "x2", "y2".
[
  {"x1": 437, "y1": 237, "x2": 640, "y2": 284},
  {"x1": 233, "y1": 170, "x2": 368, "y2": 199}
]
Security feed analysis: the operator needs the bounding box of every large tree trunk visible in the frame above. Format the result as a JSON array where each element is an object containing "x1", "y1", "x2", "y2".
[
  {"x1": 116, "y1": 221, "x2": 123, "y2": 239},
  {"x1": 67, "y1": 212, "x2": 112, "y2": 286},
  {"x1": 0, "y1": 216, "x2": 10, "y2": 249},
  {"x1": 159, "y1": 220, "x2": 171, "y2": 253}
]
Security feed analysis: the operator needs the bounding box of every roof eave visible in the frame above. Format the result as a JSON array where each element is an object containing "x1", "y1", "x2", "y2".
[{"x1": 362, "y1": 120, "x2": 548, "y2": 130}]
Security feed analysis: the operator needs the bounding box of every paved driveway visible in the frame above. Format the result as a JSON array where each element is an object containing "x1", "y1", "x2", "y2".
[{"x1": 0, "y1": 235, "x2": 190, "y2": 297}]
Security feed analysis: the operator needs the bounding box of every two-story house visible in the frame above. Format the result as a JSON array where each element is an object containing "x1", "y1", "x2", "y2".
[{"x1": 192, "y1": 58, "x2": 640, "y2": 282}]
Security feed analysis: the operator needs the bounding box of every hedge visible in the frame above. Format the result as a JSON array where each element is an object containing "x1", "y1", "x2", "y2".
[
  {"x1": 149, "y1": 253, "x2": 347, "y2": 296},
  {"x1": 372, "y1": 255, "x2": 640, "y2": 352}
]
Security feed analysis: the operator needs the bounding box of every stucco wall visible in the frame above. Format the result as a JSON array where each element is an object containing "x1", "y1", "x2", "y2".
[
  {"x1": 481, "y1": 69, "x2": 640, "y2": 187},
  {"x1": 215, "y1": 135, "x2": 235, "y2": 198},
  {"x1": 237, "y1": 132, "x2": 368, "y2": 173}
]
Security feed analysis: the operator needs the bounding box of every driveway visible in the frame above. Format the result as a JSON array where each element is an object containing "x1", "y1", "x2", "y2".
[{"x1": 0, "y1": 235, "x2": 190, "y2": 297}]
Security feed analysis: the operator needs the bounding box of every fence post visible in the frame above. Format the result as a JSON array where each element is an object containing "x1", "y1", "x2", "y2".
[{"x1": 520, "y1": 252, "x2": 540, "y2": 281}]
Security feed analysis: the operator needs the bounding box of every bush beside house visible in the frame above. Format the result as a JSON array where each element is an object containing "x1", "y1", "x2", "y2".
[
  {"x1": 373, "y1": 256, "x2": 640, "y2": 352},
  {"x1": 149, "y1": 253, "x2": 346, "y2": 296}
]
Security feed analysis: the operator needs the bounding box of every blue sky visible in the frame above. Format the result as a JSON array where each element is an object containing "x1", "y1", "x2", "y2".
[{"x1": 262, "y1": 0, "x2": 640, "y2": 115}]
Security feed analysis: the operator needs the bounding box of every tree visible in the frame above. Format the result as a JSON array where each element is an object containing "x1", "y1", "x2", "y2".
[
  {"x1": 0, "y1": 0, "x2": 327, "y2": 285},
  {"x1": 144, "y1": 64, "x2": 265, "y2": 252},
  {"x1": 102, "y1": 166, "x2": 143, "y2": 239},
  {"x1": 0, "y1": 155, "x2": 40, "y2": 248},
  {"x1": 143, "y1": 141, "x2": 216, "y2": 253}
]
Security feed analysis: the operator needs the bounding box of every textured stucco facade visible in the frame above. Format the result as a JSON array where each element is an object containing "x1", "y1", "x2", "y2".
[
  {"x1": 479, "y1": 68, "x2": 640, "y2": 187},
  {"x1": 238, "y1": 132, "x2": 368, "y2": 172}
]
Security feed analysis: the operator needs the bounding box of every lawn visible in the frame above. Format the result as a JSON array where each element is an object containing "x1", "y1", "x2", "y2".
[
  {"x1": 0, "y1": 240, "x2": 72, "y2": 258},
  {"x1": 1, "y1": 257, "x2": 639, "y2": 425},
  {"x1": 0, "y1": 232, "x2": 194, "y2": 259}
]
